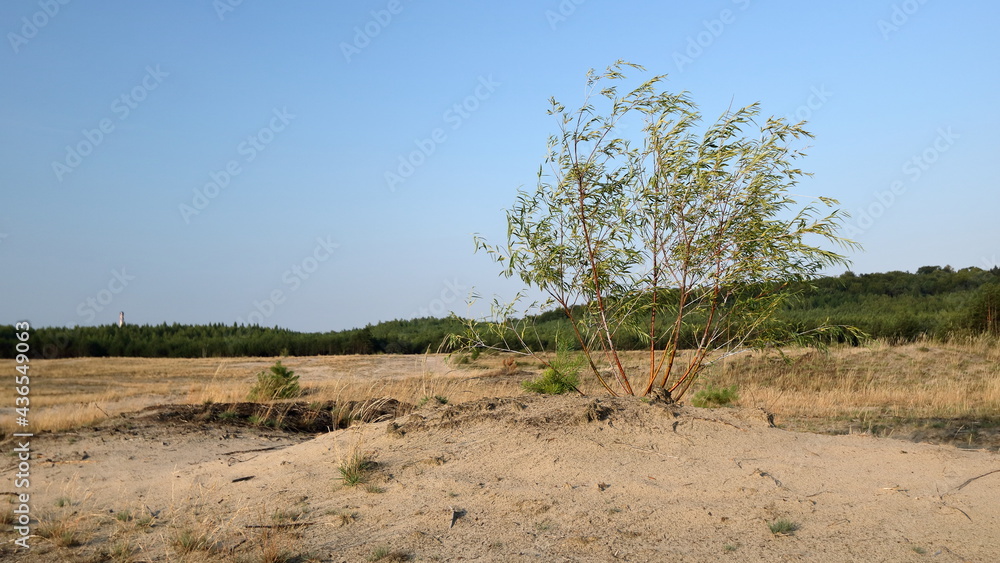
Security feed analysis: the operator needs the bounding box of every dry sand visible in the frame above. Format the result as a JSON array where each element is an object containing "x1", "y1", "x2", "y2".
[{"x1": 3, "y1": 395, "x2": 998, "y2": 562}]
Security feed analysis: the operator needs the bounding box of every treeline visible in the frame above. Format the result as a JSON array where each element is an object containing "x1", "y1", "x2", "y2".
[
  {"x1": 3, "y1": 266, "x2": 999, "y2": 359},
  {"x1": 3, "y1": 318, "x2": 466, "y2": 360},
  {"x1": 783, "y1": 265, "x2": 1000, "y2": 340}
]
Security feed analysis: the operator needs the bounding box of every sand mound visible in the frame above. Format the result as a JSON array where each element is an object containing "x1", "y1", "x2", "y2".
[
  {"x1": 6, "y1": 395, "x2": 999, "y2": 561},
  {"x1": 388, "y1": 394, "x2": 776, "y2": 434}
]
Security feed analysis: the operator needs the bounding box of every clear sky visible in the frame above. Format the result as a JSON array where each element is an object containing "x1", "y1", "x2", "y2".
[{"x1": 2, "y1": 0, "x2": 998, "y2": 332}]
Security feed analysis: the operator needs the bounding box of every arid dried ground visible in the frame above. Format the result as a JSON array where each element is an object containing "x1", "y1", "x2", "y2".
[{"x1": 1, "y1": 343, "x2": 998, "y2": 561}]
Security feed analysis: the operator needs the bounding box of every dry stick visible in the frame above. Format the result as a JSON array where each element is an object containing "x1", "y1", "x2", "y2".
[
  {"x1": 245, "y1": 522, "x2": 314, "y2": 529},
  {"x1": 953, "y1": 469, "x2": 1000, "y2": 492},
  {"x1": 689, "y1": 415, "x2": 745, "y2": 431},
  {"x1": 221, "y1": 445, "x2": 288, "y2": 456},
  {"x1": 942, "y1": 504, "x2": 973, "y2": 522},
  {"x1": 612, "y1": 440, "x2": 678, "y2": 459},
  {"x1": 92, "y1": 403, "x2": 111, "y2": 418}
]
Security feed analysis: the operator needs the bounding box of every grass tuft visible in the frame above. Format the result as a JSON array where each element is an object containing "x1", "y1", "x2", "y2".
[
  {"x1": 173, "y1": 528, "x2": 212, "y2": 554},
  {"x1": 36, "y1": 515, "x2": 81, "y2": 547},
  {"x1": 768, "y1": 518, "x2": 799, "y2": 536},
  {"x1": 108, "y1": 539, "x2": 135, "y2": 562},
  {"x1": 339, "y1": 452, "x2": 377, "y2": 487}
]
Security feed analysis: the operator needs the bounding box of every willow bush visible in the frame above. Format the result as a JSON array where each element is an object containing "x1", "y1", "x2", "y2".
[{"x1": 461, "y1": 61, "x2": 862, "y2": 400}]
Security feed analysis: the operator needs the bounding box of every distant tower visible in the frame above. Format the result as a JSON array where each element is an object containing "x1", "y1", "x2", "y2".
[{"x1": 118, "y1": 311, "x2": 124, "y2": 328}]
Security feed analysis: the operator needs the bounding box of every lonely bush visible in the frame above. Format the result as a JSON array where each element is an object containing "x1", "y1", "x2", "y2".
[
  {"x1": 461, "y1": 61, "x2": 861, "y2": 400},
  {"x1": 248, "y1": 360, "x2": 301, "y2": 401}
]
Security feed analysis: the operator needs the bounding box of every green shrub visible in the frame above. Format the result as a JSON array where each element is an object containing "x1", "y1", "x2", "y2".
[
  {"x1": 248, "y1": 361, "x2": 300, "y2": 401},
  {"x1": 521, "y1": 339, "x2": 583, "y2": 395},
  {"x1": 691, "y1": 384, "x2": 739, "y2": 408},
  {"x1": 522, "y1": 368, "x2": 579, "y2": 395}
]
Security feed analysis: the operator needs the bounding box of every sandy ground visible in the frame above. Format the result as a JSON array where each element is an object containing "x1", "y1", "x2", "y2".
[{"x1": 2, "y1": 395, "x2": 998, "y2": 562}]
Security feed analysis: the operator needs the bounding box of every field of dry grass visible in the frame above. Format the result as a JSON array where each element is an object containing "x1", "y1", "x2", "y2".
[{"x1": 1, "y1": 337, "x2": 998, "y2": 445}]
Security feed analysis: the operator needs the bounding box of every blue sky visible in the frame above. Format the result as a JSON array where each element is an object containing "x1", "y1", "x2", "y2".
[{"x1": 2, "y1": 0, "x2": 998, "y2": 332}]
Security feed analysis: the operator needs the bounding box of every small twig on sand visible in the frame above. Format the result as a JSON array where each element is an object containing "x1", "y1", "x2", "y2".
[
  {"x1": 953, "y1": 469, "x2": 1000, "y2": 492},
  {"x1": 245, "y1": 522, "x2": 314, "y2": 529},
  {"x1": 221, "y1": 445, "x2": 287, "y2": 456},
  {"x1": 942, "y1": 504, "x2": 973, "y2": 521},
  {"x1": 612, "y1": 440, "x2": 678, "y2": 459},
  {"x1": 691, "y1": 416, "x2": 745, "y2": 431}
]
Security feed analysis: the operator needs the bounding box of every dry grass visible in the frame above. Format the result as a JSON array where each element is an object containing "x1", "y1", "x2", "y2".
[
  {"x1": 1, "y1": 337, "x2": 997, "y2": 436},
  {"x1": 0, "y1": 354, "x2": 523, "y2": 435},
  {"x1": 704, "y1": 337, "x2": 1000, "y2": 420},
  {"x1": 36, "y1": 513, "x2": 84, "y2": 548}
]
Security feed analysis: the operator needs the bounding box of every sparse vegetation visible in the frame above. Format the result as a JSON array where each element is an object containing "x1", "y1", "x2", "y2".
[
  {"x1": 173, "y1": 528, "x2": 212, "y2": 554},
  {"x1": 272, "y1": 507, "x2": 305, "y2": 523},
  {"x1": 339, "y1": 452, "x2": 378, "y2": 487},
  {"x1": 368, "y1": 546, "x2": 409, "y2": 562},
  {"x1": 691, "y1": 384, "x2": 739, "y2": 408},
  {"x1": 248, "y1": 414, "x2": 281, "y2": 428},
  {"x1": 247, "y1": 526, "x2": 300, "y2": 563},
  {"x1": 134, "y1": 513, "x2": 154, "y2": 529},
  {"x1": 535, "y1": 520, "x2": 554, "y2": 531},
  {"x1": 418, "y1": 394, "x2": 449, "y2": 407},
  {"x1": 36, "y1": 515, "x2": 81, "y2": 547},
  {"x1": 768, "y1": 519, "x2": 799, "y2": 536},
  {"x1": 108, "y1": 539, "x2": 135, "y2": 562},
  {"x1": 248, "y1": 360, "x2": 301, "y2": 401}
]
